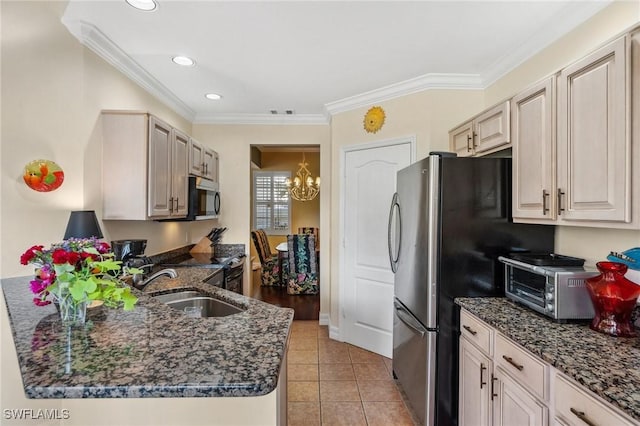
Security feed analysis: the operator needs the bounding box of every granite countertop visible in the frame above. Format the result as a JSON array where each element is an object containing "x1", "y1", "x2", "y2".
[
  {"x1": 456, "y1": 297, "x2": 640, "y2": 421},
  {"x1": 1, "y1": 265, "x2": 294, "y2": 399}
]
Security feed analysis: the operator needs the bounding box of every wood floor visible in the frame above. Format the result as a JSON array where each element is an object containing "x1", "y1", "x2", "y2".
[{"x1": 252, "y1": 284, "x2": 320, "y2": 320}]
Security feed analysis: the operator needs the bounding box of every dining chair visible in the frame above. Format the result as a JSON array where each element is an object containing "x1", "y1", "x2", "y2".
[
  {"x1": 297, "y1": 227, "x2": 319, "y2": 249},
  {"x1": 251, "y1": 229, "x2": 282, "y2": 287},
  {"x1": 286, "y1": 234, "x2": 319, "y2": 295}
]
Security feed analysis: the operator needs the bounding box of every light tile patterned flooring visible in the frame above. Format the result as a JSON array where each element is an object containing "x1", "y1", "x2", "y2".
[{"x1": 287, "y1": 321, "x2": 419, "y2": 426}]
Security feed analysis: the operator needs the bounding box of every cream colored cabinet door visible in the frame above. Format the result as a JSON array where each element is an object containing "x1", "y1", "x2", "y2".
[
  {"x1": 189, "y1": 138, "x2": 204, "y2": 176},
  {"x1": 554, "y1": 373, "x2": 636, "y2": 426},
  {"x1": 450, "y1": 121, "x2": 474, "y2": 157},
  {"x1": 203, "y1": 148, "x2": 218, "y2": 182},
  {"x1": 459, "y1": 338, "x2": 492, "y2": 426},
  {"x1": 512, "y1": 78, "x2": 556, "y2": 221},
  {"x1": 474, "y1": 101, "x2": 510, "y2": 155},
  {"x1": 492, "y1": 368, "x2": 547, "y2": 426},
  {"x1": 556, "y1": 35, "x2": 629, "y2": 223},
  {"x1": 147, "y1": 115, "x2": 173, "y2": 218},
  {"x1": 171, "y1": 129, "x2": 189, "y2": 217}
]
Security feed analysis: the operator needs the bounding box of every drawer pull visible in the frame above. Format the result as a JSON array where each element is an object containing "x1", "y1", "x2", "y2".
[
  {"x1": 502, "y1": 355, "x2": 524, "y2": 371},
  {"x1": 466, "y1": 134, "x2": 472, "y2": 152},
  {"x1": 542, "y1": 189, "x2": 549, "y2": 215},
  {"x1": 490, "y1": 374, "x2": 498, "y2": 400},
  {"x1": 557, "y1": 188, "x2": 565, "y2": 215},
  {"x1": 570, "y1": 407, "x2": 598, "y2": 426},
  {"x1": 480, "y1": 363, "x2": 487, "y2": 389},
  {"x1": 463, "y1": 325, "x2": 477, "y2": 336}
]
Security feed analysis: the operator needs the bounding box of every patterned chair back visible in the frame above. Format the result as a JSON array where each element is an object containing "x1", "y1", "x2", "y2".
[
  {"x1": 297, "y1": 227, "x2": 319, "y2": 249},
  {"x1": 286, "y1": 234, "x2": 318, "y2": 295},
  {"x1": 251, "y1": 229, "x2": 274, "y2": 265}
]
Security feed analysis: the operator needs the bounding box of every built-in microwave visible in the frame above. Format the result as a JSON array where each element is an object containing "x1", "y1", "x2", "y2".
[
  {"x1": 187, "y1": 176, "x2": 220, "y2": 220},
  {"x1": 498, "y1": 255, "x2": 597, "y2": 321}
]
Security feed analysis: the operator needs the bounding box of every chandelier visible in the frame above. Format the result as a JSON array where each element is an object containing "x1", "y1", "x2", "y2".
[{"x1": 286, "y1": 153, "x2": 320, "y2": 202}]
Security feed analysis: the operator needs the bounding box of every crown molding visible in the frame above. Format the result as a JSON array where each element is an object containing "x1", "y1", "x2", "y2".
[
  {"x1": 256, "y1": 145, "x2": 320, "y2": 153},
  {"x1": 324, "y1": 73, "x2": 483, "y2": 115},
  {"x1": 61, "y1": 18, "x2": 196, "y2": 122},
  {"x1": 480, "y1": 0, "x2": 612, "y2": 87},
  {"x1": 192, "y1": 113, "x2": 329, "y2": 125}
]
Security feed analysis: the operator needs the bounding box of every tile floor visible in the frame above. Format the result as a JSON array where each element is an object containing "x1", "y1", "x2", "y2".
[{"x1": 287, "y1": 321, "x2": 419, "y2": 426}]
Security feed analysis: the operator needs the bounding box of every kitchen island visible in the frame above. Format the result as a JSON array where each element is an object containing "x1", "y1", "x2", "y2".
[
  {"x1": 1, "y1": 270, "x2": 293, "y2": 425},
  {"x1": 457, "y1": 297, "x2": 640, "y2": 423}
]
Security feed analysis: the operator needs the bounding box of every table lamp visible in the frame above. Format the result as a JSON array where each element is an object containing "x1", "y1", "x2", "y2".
[{"x1": 63, "y1": 210, "x2": 104, "y2": 239}]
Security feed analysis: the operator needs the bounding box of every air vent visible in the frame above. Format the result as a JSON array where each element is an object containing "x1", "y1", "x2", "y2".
[{"x1": 269, "y1": 110, "x2": 295, "y2": 115}]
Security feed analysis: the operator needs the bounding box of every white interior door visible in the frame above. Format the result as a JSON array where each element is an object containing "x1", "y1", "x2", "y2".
[{"x1": 342, "y1": 139, "x2": 413, "y2": 357}]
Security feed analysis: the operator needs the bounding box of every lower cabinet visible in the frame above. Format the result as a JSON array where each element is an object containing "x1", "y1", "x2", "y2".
[
  {"x1": 459, "y1": 309, "x2": 638, "y2": 426},
  {"x1": 554, "y1": 373, "x2": 636, "y2": 426},
  {"x1": 492, "y1": 367, "x2": 548, "y2": 426},
  {"x1": 459, "y1": 338, "x2": 492, "y2": 426}
]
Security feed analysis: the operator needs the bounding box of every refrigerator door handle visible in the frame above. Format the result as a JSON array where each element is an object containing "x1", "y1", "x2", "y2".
[
  {"x1": 394, "y1": 301, "x2": 426, "y2": 337},
  {"x1": 388, "y1": 192, "x2": 401, "y2": 273}
]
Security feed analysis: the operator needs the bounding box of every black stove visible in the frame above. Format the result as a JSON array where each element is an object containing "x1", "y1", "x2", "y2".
[{"x1": 159, "y1": 253, "x2": 244, "y2": 268}]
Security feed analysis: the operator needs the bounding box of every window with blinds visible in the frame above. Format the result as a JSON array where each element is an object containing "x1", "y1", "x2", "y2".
[{"x1": 253, "y1": 171, "x2": 291, "y2": 234}]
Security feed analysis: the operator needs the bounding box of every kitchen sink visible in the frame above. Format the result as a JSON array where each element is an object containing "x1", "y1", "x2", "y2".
[{"x1": 152, "y1": 291, "x2": 244, "y2": 317}]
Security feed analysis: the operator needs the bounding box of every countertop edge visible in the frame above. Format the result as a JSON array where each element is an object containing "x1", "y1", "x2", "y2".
[{"x1": 2, "y1": 273, "x2": 294, "y2": 399}]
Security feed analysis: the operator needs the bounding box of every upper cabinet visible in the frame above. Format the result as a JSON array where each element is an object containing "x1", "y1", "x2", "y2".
[
  {"x1": 449, "y1": 101, "x2": 511, "y2": 157},
  {"x1": 512, "y1": 78, "x2": 555, "y2": 221},
  {"x1": 556, "y1": 36, "x2": 629, "y2": 224},
  {"x1": 450, "y1": 121, "x2": 475, "y2": 157},
  {"x1": 102, "y1": 112, "x2": 190, "y2": 220},
  {"x1": 475, "y1": 101, "x2": 511, "y2": 155},
  {"x1": 189, "y1": 138, "x2": 219, "y2": 182},
  {"x1": 512, "y1": 35, "x2": 635, "y2": 228}
]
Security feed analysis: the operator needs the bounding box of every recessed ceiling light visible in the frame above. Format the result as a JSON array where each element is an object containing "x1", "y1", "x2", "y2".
[
  {"x1": 125, "y1": 0, "x2": 157, "y2": 11},
  {"x1": 205, "y1": 93, "x2": 222, "y2": 100},
  {"x1": 172, "y1": 56, "x2": 195, "y2": 67}
]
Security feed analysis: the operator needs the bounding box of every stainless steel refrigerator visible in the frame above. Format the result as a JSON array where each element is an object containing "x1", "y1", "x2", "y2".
[{"x1": 387, "y1": 154, "x2": 555, "y2": 426}]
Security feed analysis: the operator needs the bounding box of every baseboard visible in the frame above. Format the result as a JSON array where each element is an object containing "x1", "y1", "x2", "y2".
[
  {"x1": 319, "y1": 313, "x2": 330, "y2": 326},
  {"x1": 329, "y1": 324, "x2": 341, "y2": 341}
]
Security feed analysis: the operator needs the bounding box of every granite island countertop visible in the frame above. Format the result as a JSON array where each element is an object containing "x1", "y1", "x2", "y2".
[
  {"x1": 1, "y1": 269, "x2": 294, "y2": 399},
  {"x1": 456, "y1": 297, "x2": 640, "y2": 422}
]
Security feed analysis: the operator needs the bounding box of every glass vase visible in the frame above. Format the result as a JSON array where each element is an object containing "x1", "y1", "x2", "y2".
[
  {"x1": 55, "y1": 295, "x2": 87, "y2": 327},
  {"x1": 586, "y1": 262, "x2": 640, "y2": 337}
]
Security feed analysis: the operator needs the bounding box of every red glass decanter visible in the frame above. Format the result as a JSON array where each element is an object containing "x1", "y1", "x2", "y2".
[{"x1": 586, "y1": 261, "x2": 640, "y2": 337}]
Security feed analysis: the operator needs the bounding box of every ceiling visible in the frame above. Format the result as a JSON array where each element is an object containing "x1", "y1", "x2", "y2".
[{"x1": 61, "y1": 0, "x2": 611, "y2": 124}]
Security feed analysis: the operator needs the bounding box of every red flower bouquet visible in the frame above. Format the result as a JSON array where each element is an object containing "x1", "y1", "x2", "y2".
[{"x1": 20, "y1": 238, "x2": 138, "y2": 323}]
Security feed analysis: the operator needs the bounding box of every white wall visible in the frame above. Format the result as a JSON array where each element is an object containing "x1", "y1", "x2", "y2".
[
  {"x1": 326, "y1": 0, "x2": 640, "y2": 328},
  {"x1": 329, "y1": 89, "x2": 484, "y2": 326},
  {"x1": 0, "y1": 2, "x2": 251, "y2": 422},
  {"x1": 0, "y1": 1, "x2": 218, "y2": 280}
]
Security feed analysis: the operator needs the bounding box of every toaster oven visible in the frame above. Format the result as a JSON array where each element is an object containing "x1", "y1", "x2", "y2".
[{"x1": 498, "y1": 255, "x2": 598, "y2": 321}]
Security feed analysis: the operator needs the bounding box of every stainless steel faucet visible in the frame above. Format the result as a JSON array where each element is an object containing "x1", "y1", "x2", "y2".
[{"x1": 133, "y1": 268, "x2": 178, "y2": 290}]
